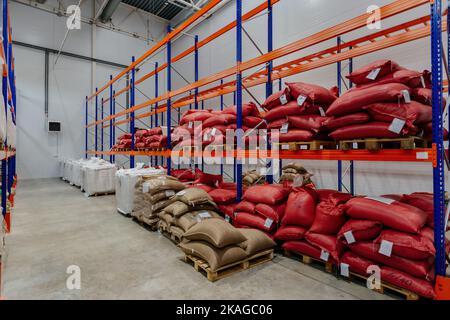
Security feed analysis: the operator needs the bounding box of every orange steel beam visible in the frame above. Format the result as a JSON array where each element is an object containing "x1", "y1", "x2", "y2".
[
  {"x1": 88, "y1": 0, "x2": 223, "y2": 101},
  {"x1": 88, "y1": 0, "x2": 429, "y2": 127},
  {"x1": 103, "y1": 0, "x2": 280, "y2": 105}
]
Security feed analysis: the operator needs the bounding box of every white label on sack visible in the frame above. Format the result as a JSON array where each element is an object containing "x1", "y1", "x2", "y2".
[
  {"x1": 340, "y1": 263, "x2": 350, "y2": 277},
  {"x1": 402, "y1": 90, "x2": 411, "y2": 103},
  {"x1": 379, "y1": 240, "x2": 394, "y2": 257},
  {"x1": 344, "y1": 231, "x2": 356, "y2": 244},
  {"x1": 282, "y1": 144, "x2": 290, "y2": 150},
  {"x1": 142, "y1": 183, "x2": 150, "y2": 193},
  {"x1": 225, "y1": 215, "x2": 231, "y2": 223},
  {"x1": 320, "y1": 250, "x2": 330, "y2": 262},
  {"x1": 319, "y1": 107, "x2": 326, "y2": 117},
  {"x1": 165, "y1": 190, "x2": 175, "y2": 197},
  {"x1": 297, "y1": 95, "x2": 307, "y2": 107},
  {"x1": 421, "y1": 76, "x2": 426, "y2": 88},
  {"x1": 211, "y1": 128, "x2": 217, "y2": 136},
  {"x1": 416, "y1": 152, "x2": 429, "y2": 160},
  {"x1": 234, "y1": 212, "x2": 238, "y2": 218},
  {"x1": 388, "y1": 118, "x2": 406, "y2": 134},
  {"x1": 280, "y1": 123, "x2": 289, "y2": 134},
  {"x1": 264, "y1": 218, "x2": 273, "y2": 229},
  {"x1": 195, "y1": 216, "x2": 202, "y2": 223},
  {"x1": 177, "y1": 190, "x2": 186, "y2": 196},
  {"x1": 366, "y1": 196, "x2": 395, "y2": 205},
  {"x1": 367, "y1": 67, "x2": 381, "y2": 80},
  {"x1": 352, "y1": 142, "x2": 358, "y2": 149},
  {"x1": 300, "y1": 145, "x2": 308, "y2": 150},
  {"x1": 188, "y1": 122, "x2": 194, "y2": 129},
  {"x1": 203, "y1": 133, "x2": 209, "y2": 141},
  {"x1": 198, "y1": 211, "x2": 211, "y2": 219},
  {"x1": 280, "y1": 94, "x2": 288, "y2": 105}
]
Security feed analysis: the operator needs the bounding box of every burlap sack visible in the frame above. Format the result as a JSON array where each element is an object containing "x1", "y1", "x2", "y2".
[
  {"x1": 142, "y1": 177, "x2": 186, "y2": 195},
  {"x1": 142, "y1": 216, "x2": 159, "y2": 228},
  {"x1": 183, "y1": 219, "x2": 247, "y2": 248},
  {"x1": 283, "y1": 163, "x2": 307, "y2": 173},
  {"x1": 283, "y1": 168, "x2": 299, "y2": 174},
  {"x1": 243, "y1": 176, "x2": 254, "y2": 185},
  {"x1": 153, "y1": 198, "x2": 175, "y2": 212},
  {"x1": 165, "y1": 201, "x2": 218, "y2": 218},
  {"x1": 169, "y1": 225, "x2": 184, "y2": 239},
  {"x1": 175, "y1": 211, "x2": 222, "y2": 232},
  {"x1": 173, "y1": 188, "x2": 214, "y2": 206},
  {"x1": 151, "y1": 190, "x2": 177, "y2": 203},
  {"x1": 159, "y1": 212, "x2": 174, "y2": 226},
  {"x1": 158, "y1": 219, "x2": 168, "y2": 231},
  {"x1": 238, "y1": 229, "x2": 276, "y2": 256},
  {"x1": 179, "y1": 241, "x2": 248, "y2": 271}
]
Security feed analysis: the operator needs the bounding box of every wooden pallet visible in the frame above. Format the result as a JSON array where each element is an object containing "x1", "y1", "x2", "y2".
[
  {"x1": 132, "y1": 217, "x2": 158, "y2": 232},
  {"x1": 184, "y1": 249, "x2": 274, "y2": 282},
  {"x1": 347, "y1": 272, "x2": 420, "y2": 300},
  {"x1": 339, "y1": 136, "x2": 426, "y2": 152},
  {"x1": 275, "y1": 140, "x2": 336, "y2": 151},
  {"x1": 88, "y1": 191, "x2": 115, "y2": 197},
  {"x1": 283, "y1": 249, "x2": 334, "y2": 273}
]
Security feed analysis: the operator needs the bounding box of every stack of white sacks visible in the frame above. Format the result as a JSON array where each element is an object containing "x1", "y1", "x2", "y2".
[{"x1": 115, "y1": 165, "x2": 166, "y2": 215}]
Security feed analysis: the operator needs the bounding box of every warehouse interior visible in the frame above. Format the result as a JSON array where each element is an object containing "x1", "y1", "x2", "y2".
[{"x1": 1, "y1": 0, "x2": 449, "y2": 301}]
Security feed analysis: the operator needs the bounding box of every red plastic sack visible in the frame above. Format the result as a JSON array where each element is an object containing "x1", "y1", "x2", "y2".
[
  {"x1": 208, "y1": 189, "x2": 237, "y2": 205},
  {"x1": 412, "y1": 87, "x2": 447, "y2": 107},
  {"x1": 271, "y1": 130, "x2": 315, "y2": 143},
  {"x1": 282, "y1": 187, "x2": 318, "y2": 228},
  {"x1": 346, "y1": 59, "x2": 400, "y2": 85},
  {"x1": 274, "y1": 225, "x2": 308, "y2": 241},
  {"x1": 374, "y1": 229, "x2": 435, "y2": 260},
  {"x1": 264, "y1": 101, "x2": 323, "y2": 122},
  {"x1": 282, "y1": 240, "x2": 337, "y2": 264},
  {"x1": 255, "y1": 203, "x2": 286, "y2": 224},
  {"x1": 329, "y1": 122, "x2": 417, "y2": 140},
  {"x1": 326, "y1": 83, "x2": 411, "y2": 117},
  {"x1": 194, "y1": 169, "x2": 223, "y2": 187},
  {"x1": 243, "y1": 116, "x2": 265, "y2": 128},
  {"x1": 135, "y1": 130, "x2": 149, "y2": 138},
  {"x1": 226, "y1": 124, "x2": 250, "y2": 131},
  {"x1": 203, "y1": 114, "x2": 236, "y2": 128},
  {"x1": 345, "y1": 197, "x2": 427, "y2": 234},
  {"x1": 121, "y1": 139, "x2": 132, "y2": 148},
  {"x1": 288, "y1": 115, "x2": 329, "y2": 133},
  {"x1": 148, "y1": 127, "x2": 163, "y2": 136},
  {"x1": 422, "y1": 122, "x2": 449, "y2": 142},
  {"x1": 243, "y1": 184, "x2": 289, "y2": 205},
  {"x1": 222, "y1": 102, "x2": 260, "y2": 117},
  {"x1": 381, "y1": 194, "x2": 404, "y2": 202},
  {"x1": 135, "y1": 142, "x2": 145, "y2": 149},
  {"x1": 218, "y1": 203, "x2": 237, "y2": 220},
  {"x1": 316, "y1": 189, "x2": 340, "y2": 202},
  {"x1": 118, "y1": 133, "x2": 132, "y2": 140},
  {"x1": 356, "y1": 69, "x2": 423, "y2": 89},
  {"x1": 349, "y1": 242, "x2": 433, "y2": 279},
  {"x1": 338, "y1": 220, "x2": 383, "y2": 244},
  {"x1": 262, "y1": 88, "x2": 291, "y2": 110},
  {"x1": 403, "y1": 192, "x2": 433, "y2": 227},
  {"x1": 305, "y1": 232, "x2": 342, "y2": 263},
  {"x1": 235, "y1": 201, "x2": 255, "y2": 214},
  {"x1": 381, "y1": 267, "x2": 435, "y2": 299},
  {"x1": 309, "y1": 202, "x2": 347, "y2": 235},
  {"x1": 219, "y1": 182, "x2": 238, "y2": 190},
  {"x1": 234, "y1": 212, "x2": 276, "y2": 232},
  {"x1": 180, "y1": 111, "x2": 213, "y2": 125},
  {"x1": 364, "y1": 101, "x2": 432, "y2": 127},
  {"x1": 171, "y1": 169, "x2": 196, "y2": 181},
  {"x1": 322, "y1": 112, "x2": 370, "y2": 132},
  {"x1": 267, "y1": 118, "x2": 288, "y2": 130},
  {"x1": 286, "y1": 82, "x2": 337, "y2": 106},
  {"x1": 340, "y1": 251, "x2": 376, "y2": 276}
]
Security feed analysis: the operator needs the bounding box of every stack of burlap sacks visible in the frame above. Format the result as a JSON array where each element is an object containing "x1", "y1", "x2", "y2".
[
  {"x1": 280, "y1": 163, "x2": 314, "y2": 186},
  {"x1": 243, "y1": 170, "x2": 265, "y2": 187},
  {"x1": 132, "y1": 175, "x2": 185, "y2": 230},
  {"x1": 179, "y1": 219, "x2": 276, "y2": 272}
]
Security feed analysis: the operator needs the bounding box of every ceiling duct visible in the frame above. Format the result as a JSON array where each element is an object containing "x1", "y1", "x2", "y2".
[{"x1": 99, "y1": 0, "x2": 122, "y2": 23}]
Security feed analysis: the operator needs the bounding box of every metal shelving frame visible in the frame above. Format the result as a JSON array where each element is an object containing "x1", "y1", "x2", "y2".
[{"x1": 85, "y1": 0, "x2": 448, "y2": 281}]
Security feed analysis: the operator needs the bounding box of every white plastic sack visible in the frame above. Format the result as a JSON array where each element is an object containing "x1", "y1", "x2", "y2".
[
  {"x1": 0, "y1": 94, "x2": 5, "y2": 144},
  {"x1": 82, "y1": 161, "x2": 117, "y2": 196}
]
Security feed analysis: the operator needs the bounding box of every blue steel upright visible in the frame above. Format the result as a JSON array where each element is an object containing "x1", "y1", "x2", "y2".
[
  {"x1": 236, "y1": 0, "x2": 243, "y2": 201},
  {"x1": 85, "y1": 96, "x2": 88, "y2": 158},
  {"x1": 130, "y1": 56, "x2": 136, "y2": 168},
  {"x1": 155, "y1": 62, "x2": 159, "y2": 167},
  {"x1": 166, "y1": 26, "x2": 172, "y2": 175},
  {"x1": 101, "y1": 98, "x2": 104, "y2": 159},
  {"x1": 220, "y1": 79, "x2": 224, "y2": 176},
  {"x1": 337, "y1": 37, "x2": 343, "y2": 192},
  {"x1": 95, "y1": 87, "x2": 98, "y2": 154},
  {"x1": 109, "y1": 75, "x2": 113, "y2": 163},
  {"x1": 348, "y1": 54, "x2": 354, "y2": 195},
  {"x1": 265, "y1": 0, "x2": 274, "y2": 184},
  {"x1": 431, "y1": 0, "x2": 446, "y2": 276},
  {"x1": 112, "y1": 90, "x2": 116, "y2": 163}
]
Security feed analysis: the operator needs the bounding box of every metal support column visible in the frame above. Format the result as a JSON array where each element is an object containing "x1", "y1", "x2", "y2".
[
  {"x1": 130, "y1": 56, "x2": 136, "y2": 168},
  {"x1": 236, "y1": 0, "x2": 243, "y2": 201},
  {"x1": 349, "y1": 54, "x2": 355, "y2": 195},
  {"x1": 95, "y1": 88, "x2": 98, "y2": 154},
  {"x1": 431, "y1": 0, "x2": 446, "y2": 276},
  {"x1": 85, "y1": 96, "x2": 88, "y2": 158},
  {"x1": 101, "y1": 98, "x2": 104, "y2": 159},
  {"x1": 112, "y1": 90, "x2": 116, "y2": 163},
  {"x1": 167, "y1": 26, "x2": 172, "y2": 175},
  {"x1": 109, "y1": 75, "x2": 113, "y2": 163},
  {"x1": 337, "y1": 37, "x2": 343, "y2": 192},
  {"x1": 266, "y1": 0, "x2": 274, "y2": 184},
  {"x1": 220, "y1": 79, "x2": 224, "y2": 177},
  {"x1": 155, "y1": 62, "x2": 159, "y2": 167}
]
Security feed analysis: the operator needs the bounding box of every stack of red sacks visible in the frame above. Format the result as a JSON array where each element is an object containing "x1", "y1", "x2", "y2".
[
  {"x1": 208, "y1": 182, "x2": 239, "y2": 219},
  {"x1": 139, "y1": 127, "x2": 172, "y2": 149},
  {"x1": 112, "y1": 133, "x2": 132, "y2": 150},
  {"x1": 262, "y1": 82, "x2": 338, "y2": 143},
  {"x1": 170, "y1": 168, "x2": 196, "y2": 183},
  {"x1": 276, "y1": 188, "x2": 351, "y2": 266},
  {"x1": 341, "y1": 194, "x2": 440, "y2": 299},
  {"x1": 326, "y1": 59, "x2": 435, "y2": 141},
  {"x1": 233, "y1": 184, "x2": 290, "y2": 239}
]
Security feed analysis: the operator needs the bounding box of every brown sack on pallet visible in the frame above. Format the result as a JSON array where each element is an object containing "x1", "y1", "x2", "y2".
[
  {"x1": 150, "y1": 190, "x2": 177, "y2": 203},
  {"x1": 184, "y1": 219, "x2": 247, "y2": 248},
  {"x1": 176, "y1": 211, "x2": 223, "y2": 232},
  {"x1": 282, "y1": 163, "x2": 308, "y2": 173},
  {"x1": 174, "y1": 188, "x2": 215, "y2": 206},
  {"x1": 179, "y1": 241, "x2": 248, "y2": 272},
  {"x1": 164, "y1": 201, "x2": 218, "y2": 218},
  {"x1": 238, "y1": 229, "x2": 276, "y2": 256},
  {"x1": 169, "y1": 225, "x2": 185, "y2": 239}
]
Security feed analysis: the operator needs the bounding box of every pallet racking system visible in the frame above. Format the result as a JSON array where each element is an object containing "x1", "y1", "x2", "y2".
[{"x1": 85, "y1": 0, "x2": 449, "y2": 289}]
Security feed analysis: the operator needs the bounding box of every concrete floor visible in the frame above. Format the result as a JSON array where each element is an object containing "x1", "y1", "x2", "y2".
[{"x1": 2, "y1": 178, "x2": 391, "y2": 300}]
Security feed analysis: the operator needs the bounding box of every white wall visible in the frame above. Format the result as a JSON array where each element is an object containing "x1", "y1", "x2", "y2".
[{"x1": 11, "y1": 0, "x2": 168, "y2": 179}]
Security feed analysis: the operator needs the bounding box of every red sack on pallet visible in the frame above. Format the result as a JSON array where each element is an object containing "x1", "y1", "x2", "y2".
[
  {"x1": 329, "y1": 122, "x2": 417, "y2": 140},
  {"x1": 135, "y1": 130, "x2": 149, "y2": 138},
  {"x1": 226, "y1": 124, "x2": 250, "y2": 131},
  {"x1": 203, "y1": 114, "x2": 236, "y2": 128},
  {"x1": 356, "y1": 69, "x2": 424, "y2": 89},
  {"x1": 345, "y1": 197, "x2": 427, "y2": 234},
  {"x1": 194, "y1": 169, "x2": 223, "y2": 187},
  {"x1": 422, "y1": 122, "x2": 449, "y2": 142},
  {"x1": 309, "y1": 202, "x2": 347, "y2": 235},
  {"x1": 286, "y1": 82, "x2": 337, "y2": 106},
  {"x1": 235, "y1": 201, "x2": 255, "y2": 214},
  {"x1": 274, "y1": 225, "x2": 308, "y2": 241},
  {"x1": 218, "y1": 203, "x2": 237, "y2": 220},
  {"x1": 305, "y1": 232, "x2": 342, "y2": 263},
  {"x1": 219, "y1": 182, "x2": 238, "y2": 190},
  {"x1": 381, "y1": 267, "x2": 436, "y2": 299},
  {"x1": 322, "y1": 112, "x2": 370, "y2": 132},
  {"x1": 316, "y1": 189, "x2": 341, "y2": 202},
  {"x1": 346, "y1": 59, "x2": 400, "y2": 85},
  {"x1": 326, "y1": 83, "x2": 411, "y2": 117},
  {"x1": 340, "y1": 251, "x2": 376, "y2": 277},
  {"x1": 135, "y1": 142, "x2": 145, "y2": 149},
  {"x1": 282, "y1": 187, "x2": 318, "y2": 228},
  {"x1": 349, "y1": 242, "x2": 434, "y2": 279},
  {"x1": 264, "y1": 101, "x2": 324, "y2": 122},
  {"x1": 255, "y1": 203, "x2": 286, "y2": 224},
  {"x1": 271, "y1": 130, "x2": 315, "y2": 143},
  {"x1": 403, "y1": 192, "x2": 434, "y2": 227},
  {"x1": 148, "y1": 127, "x2": 163, "y2": 136},
  {"x1": 262, "y1": 88, "x2": 291, "y2": 110},
  {"x1": 222, "y1": 102, "x2": 261, "y2": 117},
  {"x1": 374, "y1": 229, "x2": 435, "y2": 260},
  {"x1": 118, "y1": 133, "x2": 132, "y2": 140},
  {"x1": 243, "y1": 184, "x2": 289, "y2": 205},
  {"x1": 381, "y1": 194, "x2": 405, "y2": 202},
  {"x1": 282, "y1": 240, "x2": 337, "y2": 264},
  {"x1": 267, "y1": 118, "x2": 288, "y2": 130},
  {"x1": 412, "y1": 87, "x2": 447, "y2": 107},
  {"x1": 234, "y1": 212, "x2": 276, "y2": 232},
  {"x1": 338, "y1": 220, "x2": 383, "y2": 244},
  {"x1": 243, "y1": 116, "x2": 265, "y2": 128},
  {"x1": 287, "y1": 115, "x2": 330, "y2": 133},
  {"x1": 171, "y1": 169, "x2": 196, "y2": 182},
  {"x1": 121, "y1": 139, "x2": 132, "y2": 148},
  {"x1": 364, "y1": 101, "x2": 432, "y2": 127},
  {"x1": 208, "y1": 189, "x2": 237, "y2": 205}
]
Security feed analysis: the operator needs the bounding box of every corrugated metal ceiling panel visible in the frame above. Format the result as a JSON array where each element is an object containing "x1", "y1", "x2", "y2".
[{"x1": 121, "y1": 0, "x2": 184, "y2": 20}]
